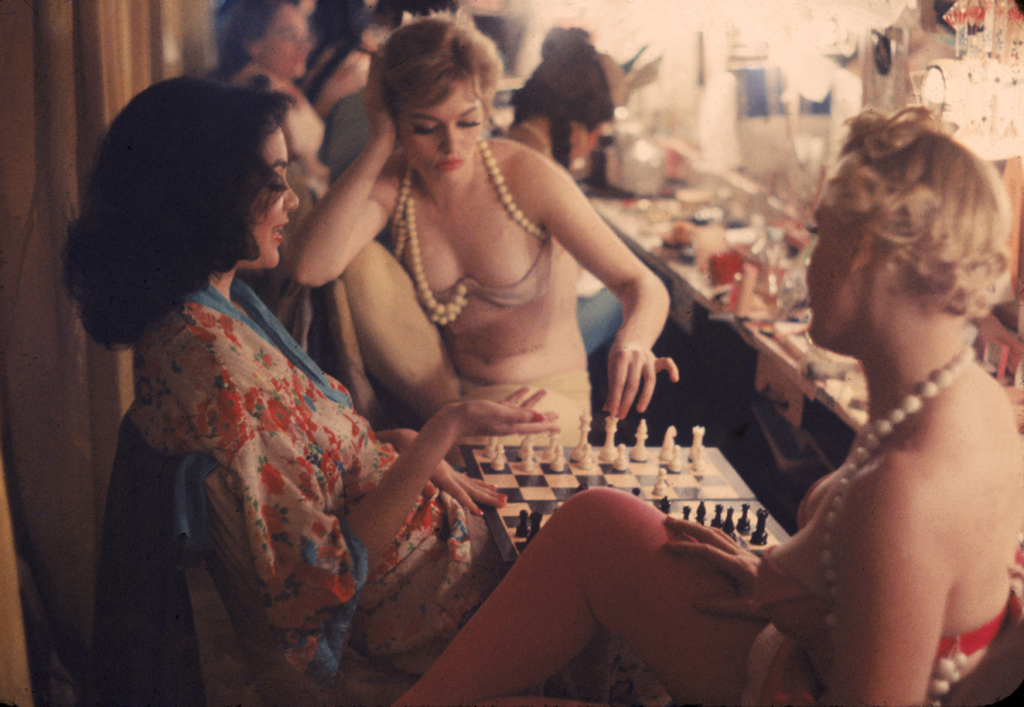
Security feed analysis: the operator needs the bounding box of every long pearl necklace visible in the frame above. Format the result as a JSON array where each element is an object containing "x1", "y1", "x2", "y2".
[
  {"x1": 392, "y1": 139, "x2": 544, "y2": 326},
  {"x1": 818, "y1": 345, "x2": 975, "y2": 705}
]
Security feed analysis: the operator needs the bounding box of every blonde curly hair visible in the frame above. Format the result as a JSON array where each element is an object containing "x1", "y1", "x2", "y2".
[
  {"x1": 378, "y1": 12, "x2": 503, "y2": 124},
  {"x1": 815, "y1": 107, "x2": 1010, "y2": 318}
]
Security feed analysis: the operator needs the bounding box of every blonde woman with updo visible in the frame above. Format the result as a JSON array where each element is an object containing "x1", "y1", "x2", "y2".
[
  {"x1": 394, "y1": 108, "x2": 1024, "y2": 706},
  {"x1": 291, "y1": 12, "x2": 678, "y2": 445}
]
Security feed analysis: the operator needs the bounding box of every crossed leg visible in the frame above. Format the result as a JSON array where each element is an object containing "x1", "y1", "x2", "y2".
[{"x1": 394, "y1": 487, "x2": 767, "y2": 706}]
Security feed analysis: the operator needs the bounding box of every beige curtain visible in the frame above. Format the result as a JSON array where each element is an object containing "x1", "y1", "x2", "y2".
[{"x1": 0, "y1": 1, "x2": 214, "y2": 701}]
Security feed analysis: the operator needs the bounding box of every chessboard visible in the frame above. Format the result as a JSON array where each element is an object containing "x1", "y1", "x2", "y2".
[{"x1": 460, "y1": 442, "x2": 789, "y2": 564}]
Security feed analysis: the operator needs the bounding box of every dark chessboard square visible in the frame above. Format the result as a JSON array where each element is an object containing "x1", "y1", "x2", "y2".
[
  {"x1": 551, "y1": 487, "x2": 578, "y2": 502},
  {"x1": 574, "y1": 475, "x2": 609, "y2": 487},
  {"x1": 675, "y1": 488, "x2": 701, "y2": 500},
  {"x1": 502, "y1": 489, "x2": 526, "y2": 503},
  {"x1": 515, "y1": 475, "x2": 550, "y2": 488},
  {"x1": 695, "y1": 474, "x2": 728, "y2": 487}
]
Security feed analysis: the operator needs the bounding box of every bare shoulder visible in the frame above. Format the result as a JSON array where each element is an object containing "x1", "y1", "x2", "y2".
[
  {"x1": 850, "y1": 367, "x2": 1023, "y2": 539},
  {"x1": 486, "y1": 137, "x2": 576, "y2": 189}
]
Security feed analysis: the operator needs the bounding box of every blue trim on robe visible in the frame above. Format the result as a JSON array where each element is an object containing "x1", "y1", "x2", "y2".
[{"x1": 172, "y1": 279, "x2": 367, "y2": 684}]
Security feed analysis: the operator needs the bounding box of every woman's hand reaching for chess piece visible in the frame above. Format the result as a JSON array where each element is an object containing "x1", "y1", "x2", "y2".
[{"x1": 662, "y1": 517, "x2": 767, "y2": 622}]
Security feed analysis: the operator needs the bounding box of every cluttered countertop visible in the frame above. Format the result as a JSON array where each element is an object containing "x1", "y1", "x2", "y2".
[{"x1": 590, "y1": 194, "x2": 870, "y2": 431}]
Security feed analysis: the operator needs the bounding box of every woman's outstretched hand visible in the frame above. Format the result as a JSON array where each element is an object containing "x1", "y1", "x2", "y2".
[
  {"x1": 429, "y1": 461, "x2": 506, "y2": 516},
  {"x1": 662, "y1": 516, "x2": 767, "y2": 621},
  {"x1": 604, "y1": 343, "x2": 679, "y2": 420},
  {"x1": 442, "y1": 387, "x2": 559, "y2": 440}
]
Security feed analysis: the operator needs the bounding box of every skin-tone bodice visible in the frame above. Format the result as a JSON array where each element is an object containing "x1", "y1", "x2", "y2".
[{"x1": 397, "y1": 140, "x2": 587, "y2": 384}]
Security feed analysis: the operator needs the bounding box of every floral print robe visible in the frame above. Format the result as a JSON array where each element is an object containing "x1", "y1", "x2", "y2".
[{"x1": 128, "y1": 281, "x2": 498, "y2": 684}]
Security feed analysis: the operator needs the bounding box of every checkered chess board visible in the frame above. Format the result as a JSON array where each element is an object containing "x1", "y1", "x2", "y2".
[{"x1": 461, "y1": 444, "x2": 789, "y2": 563}]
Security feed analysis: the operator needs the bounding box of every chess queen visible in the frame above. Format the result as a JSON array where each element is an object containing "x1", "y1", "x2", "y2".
[
  {"x1": 290, "y1": 12, "x2": 677, "y2": 445},
  {"x1": 396, "y1": 108, "x2": 1024, "y2": 707}
]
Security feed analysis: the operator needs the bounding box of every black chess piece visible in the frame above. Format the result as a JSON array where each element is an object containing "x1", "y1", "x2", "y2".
[
  {"x1": 633, "y1": 487, "x2": 641, "y2": 496},
  {"x1": 710, "y1": 503, "x2": 724, "y2": 528},
  {"x1": 722, "y1": 507, "x2": 736, "y2": 539},
  {"x1": 682, "y1": 505, "x2": 691, "y2": 520},
  {"x1": 658, "y1": 496, "x2": 671, "y2": 514},
  {"x1": 695, "y1": 500, "x2": 706, "y2": 525},
  {"x1": 527, "y1": 511, "x2": 543, "y2": 543},
  {"x1": 750, "y1": 508, "x2": 770, "y2": 546},
  {"x1": 737, "y1": 502, "x2": 751, "y2": 534},
  {"x1": 516, "y1": 509, "x2": 530, "y2": 538}
]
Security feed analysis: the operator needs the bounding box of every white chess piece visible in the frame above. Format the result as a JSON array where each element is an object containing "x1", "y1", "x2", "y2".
[
  {"x1": 668, "y1": 444, "x2": 685, "y2": 472},
  {"x1": 689, "y1": 425, "x2": 705, "y2": 468},
  {"x1": 577, "y1": 443, "x2": 594, "y2": 470},
  {"x1": 598, "y1": 416, "x2": 618, "y2": 462},
  {"x1": 570, "y1": 412, "x2": 592, "y2": 461},
  {"x1": 490, "y1": 447, "x2": 507, "y2": 471},
  {"x1": 481, "y1": 436, "x2": 497, "y2": 460},
  {"x1": 631, "y1": 418, "x2": 649, "y2": 461},
  {"x1": 652, "y1": 467, "x2": 669, "y2": 497},
  {"x1": 542, "y1": 431, "x2": 561, "y2": 463},
  {"x1": 519, "y1": 434, "x2": 533, "y2": 461},
  {"x1": 659, "y1": 426, "x2": 677, "y2": 462},
  {"x1": 613, "y1": 443, "x2": 630, "y2": 471},
  {"x1": 550, "y1": 443, "x2": 566, "y2": 472}
]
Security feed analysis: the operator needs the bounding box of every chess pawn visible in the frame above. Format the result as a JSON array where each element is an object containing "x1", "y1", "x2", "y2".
[
  {"x1": 668, "y1": 444, "x2": 685, "y2": 473},
  {"x1": 542, "y1": 431, "x2": 561, "y2": 463},
  {"x1": 490, "y1": 447, "x2": 507, "y2": 471},
  {"x1": 750, "y1": 508, "x2": 770, "y2": 546},
  {"x1": 710, "y1": 503, "x2": 724, "y2": 528},
  {"x1": 570, "y1": 413, "x2": 590, "y2": 462},
  {"x1": 577, "y1": 443, "x2": 594, "y2": 470},
  {"x1": 549, "y1": 443, "x2": 566, "y2": 472},
  {"x1": 652, "y1": 467, "x2": 669, "y2": 497},
  {"x1": 481, "y1": 436, "x2": 497, "y2": 460},
  {"x1": 631, "y1": 418, "x2": 649, "y2": 461},
  {"x1": 659, "y1": 425, "x2": 677, "y2": 462},
  {"x1": 722, "y1": 507, "x2": 736, "y2": 539},
  {"x1": 598, "y1": 416, "x2": 618, "y2": 462},
  {"x1": 516, "y1": 510, "x2": 530, "y2": 537},
  {"x1": 613, "y1": 443, "x2": 630, "y2": 471}
]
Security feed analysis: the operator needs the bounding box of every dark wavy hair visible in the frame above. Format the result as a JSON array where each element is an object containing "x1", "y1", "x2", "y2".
[
  {"x1": 64, "y1": 77, "x2": 291, "y2": 346},
  {"x1": 211, "y1": 0, "x2": 299, "y2": 82},
  {"x1": 512, "y1": 27, "x2": 615, "y2": 168}
]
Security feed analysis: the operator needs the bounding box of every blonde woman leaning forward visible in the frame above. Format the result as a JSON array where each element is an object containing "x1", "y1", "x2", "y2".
[
  {"x1": 394, "y1": 108, "x2": 1024, "y2": 706},
  {"x1": 290, "y1": 13, "x2": 678, "y2": 445}
]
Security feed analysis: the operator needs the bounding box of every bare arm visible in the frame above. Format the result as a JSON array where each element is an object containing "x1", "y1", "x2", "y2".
[
  {"x1": 509, "y1": 146, "x2": 678, "y2": 418},
  {"x1": 290, "y1": 58, "x2": 399, "y2": 287},
  {"x1": 345, "y1": 396, "x2": 559, "y2": 569}
]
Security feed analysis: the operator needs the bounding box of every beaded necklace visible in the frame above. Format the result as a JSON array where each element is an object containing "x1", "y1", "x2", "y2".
[
  {"x1": 818, "y1": 344, "x2": 975, "y2": 705},
  {"x1": 392, "y1": 139, "x2": 545, "y2": 326}
]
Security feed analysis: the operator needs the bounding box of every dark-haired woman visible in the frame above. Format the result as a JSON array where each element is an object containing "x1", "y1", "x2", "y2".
[
  {"x1": 507, "y1": 26, "x2": 628, "y2": 358},
  {"x1": 213, "y1": 0, "x2": 330, "y2": 199},
  {"x1": 507, "y1": 26, "x2": 624, "y2": 176},
  {"x1": 66, "y1": 76, "x2": 557, "y2": 705}
]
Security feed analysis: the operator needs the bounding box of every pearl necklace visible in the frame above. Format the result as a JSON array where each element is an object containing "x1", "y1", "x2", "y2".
[
  {"x1": 818, "y1": 345, "x2": 975, "y2": 705},
  {"x1": 392, "y1": 139, "x2": 545, "y2": 326}
]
